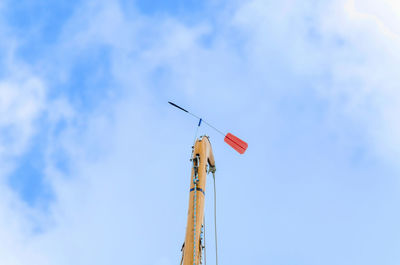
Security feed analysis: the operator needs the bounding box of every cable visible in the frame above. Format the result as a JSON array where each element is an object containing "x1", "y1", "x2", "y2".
[
  {"x1": 212, "y1": 172, "x2": 219, "y2": 265},
  {"x1": 190, "y1": 119, "x2": 202, "y2": 161},
  {"x1": 193, "y1": 156, "x2": 199, "y2": 265},
  {"x1": 203, "y1": 215, "x2": 207, "y2": 265},
  {"x1": 192, "y1": 119, "x2": 201, "y2": 147}
]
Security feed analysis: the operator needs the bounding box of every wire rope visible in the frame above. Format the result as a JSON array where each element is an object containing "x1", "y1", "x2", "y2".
[{"x1": 212, "y1": 172, "x2": 218, "y2": 265}]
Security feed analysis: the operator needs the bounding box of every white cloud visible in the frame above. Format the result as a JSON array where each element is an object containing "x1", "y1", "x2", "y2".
[
  {"x1": 232, "y1": 0, "x2": 400, "y2": 161},
  {"x1": 349, "y1": 0, "x2": 400, "y2": 37},
  {"x1": 0, "y1": 77, "x2": 45, "y2": 159},
  {"x1": 0, "y1": 76, "x2": 48, "y2": 264},
  {"x1": 0, "y1": 11, "x2": 73, "y2": 264},
  {"x1": 1, "y1": 0, "x2": 400, "y2": 264}
]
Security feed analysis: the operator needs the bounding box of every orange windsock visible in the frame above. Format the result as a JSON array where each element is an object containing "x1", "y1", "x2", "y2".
[
  {"x1": 169, "y1": 101, "x2": 248, "y2": 154},
  {"x1": 224, "y1": 133, "x2": 248, "y2": 154}
]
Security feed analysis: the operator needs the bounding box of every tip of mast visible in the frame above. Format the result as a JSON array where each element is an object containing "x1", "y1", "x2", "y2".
[{"x1": 198, "y1": 135, "x2": 209, "y2": 141}]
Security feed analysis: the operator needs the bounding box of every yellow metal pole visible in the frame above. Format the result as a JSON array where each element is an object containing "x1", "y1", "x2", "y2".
[{"x1": 182, "y1": 136, "x2": 215, "y2": 265}]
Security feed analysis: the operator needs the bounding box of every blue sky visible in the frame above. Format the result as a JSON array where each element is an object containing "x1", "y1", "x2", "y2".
[{"x1": 1, "y1": 0, "x2": 400, "y2": 264}]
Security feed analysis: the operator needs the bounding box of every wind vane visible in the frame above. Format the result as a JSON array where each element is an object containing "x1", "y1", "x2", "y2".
[{"x1": 168, "y1": 101, "x2": 248, "y2": 154}]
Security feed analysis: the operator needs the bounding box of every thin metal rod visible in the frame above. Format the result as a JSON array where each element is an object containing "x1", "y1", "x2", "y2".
[
  {"x1": 189, "y1": 112, "x2": 225, "y2": 137},
  {"x1": 169, "y1": 101, "x2": 226, "y2": 137},
  {"x1": 202, "y1": 119, "x2": 225, "y2": 137}
]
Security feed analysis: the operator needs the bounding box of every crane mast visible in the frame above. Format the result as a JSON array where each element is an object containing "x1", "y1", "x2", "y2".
[
  {"x1": 169, "y1": 102, "x2": 247, "y2": 265},
  {"x1": 181, "y1": 136, "x2": 215, "y2": 265}
]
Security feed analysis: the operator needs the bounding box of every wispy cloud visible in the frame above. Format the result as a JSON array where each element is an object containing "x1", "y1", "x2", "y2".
[{"x1": 0, "y1": 0, "x2": 400, "y2": 264}]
